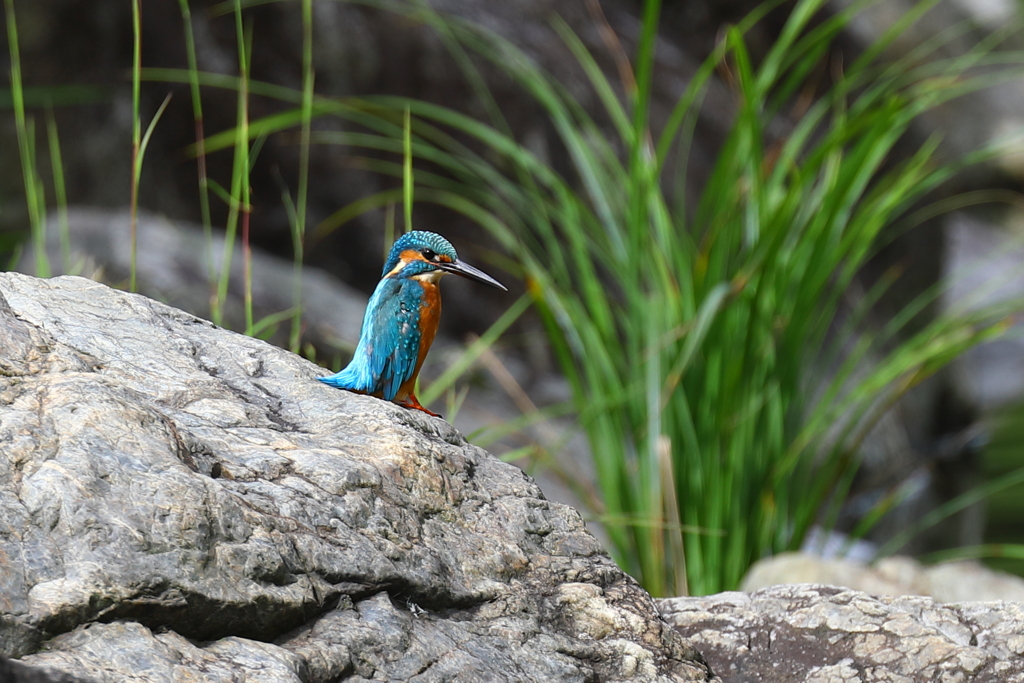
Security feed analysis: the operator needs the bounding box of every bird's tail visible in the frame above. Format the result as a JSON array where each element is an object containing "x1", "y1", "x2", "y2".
[
  {"x1": 318, "y1": 366, "x2": 371, "y2": 392},
  {"x1": 317, "y1": 375, "x2": 345, "y2": 388}
]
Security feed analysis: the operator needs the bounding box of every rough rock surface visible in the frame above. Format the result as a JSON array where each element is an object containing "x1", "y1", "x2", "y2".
[
  {"x1": 660, "y1": 585, "x2": 1024, "y2": 683},
  {"x1": 0, "y1": 272, "x2": 714, "y2": 683},
  {"x1": 0, "y1": 653, "x2": 91, "y2": 682}
]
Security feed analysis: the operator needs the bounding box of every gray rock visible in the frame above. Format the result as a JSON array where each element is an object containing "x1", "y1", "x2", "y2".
[
  {"x1": 742, "y1": 552, "x2": 1024, "y2": 603},
  {"x1": 0, "y1": 272, "x2": 713, "y2": 682},
  {"x1": 660, "y1": 584, "x2": 1024, "y2": 683},
  {"x1": 0, "y1": 653, "x2": 94, "y2": 683}
]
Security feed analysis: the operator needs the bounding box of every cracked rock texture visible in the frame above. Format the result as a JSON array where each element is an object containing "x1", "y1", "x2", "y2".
[
  {"x1": 0, "y1": 273, "x2": 714, "y2": 683},
  {"x1": 660, "y1": 584, "x2": 1024, "y2": 683}
]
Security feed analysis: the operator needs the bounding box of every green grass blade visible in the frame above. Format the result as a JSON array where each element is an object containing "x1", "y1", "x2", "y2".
[
  {"x1": 404, "y1": 106, "x2": 414, "y2": 233},
  {"x1": 45, "y1": 109, "x2": 70, "y2": 272},
  {"x1": 5, "y1": 0, "x2": 49, "y2": 278}
]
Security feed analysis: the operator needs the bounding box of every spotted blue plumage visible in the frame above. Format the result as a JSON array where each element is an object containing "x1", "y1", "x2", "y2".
[{"x1": 318, "y1": 277, "x2": 425, "y2": 400}]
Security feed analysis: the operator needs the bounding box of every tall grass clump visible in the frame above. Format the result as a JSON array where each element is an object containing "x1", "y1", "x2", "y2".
[{"x1": 339, "y1": 0, "x2": 1021, "y2": 595}]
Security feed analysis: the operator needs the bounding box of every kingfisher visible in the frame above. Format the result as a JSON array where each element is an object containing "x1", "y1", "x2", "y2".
[{"x1": 319, "y1": 231, "x2": 507, "y2": 417}]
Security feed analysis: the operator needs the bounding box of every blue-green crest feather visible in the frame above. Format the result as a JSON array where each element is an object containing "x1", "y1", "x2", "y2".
[{"x1": 382, "y1": 231, "x2": 458, "y2": 276}]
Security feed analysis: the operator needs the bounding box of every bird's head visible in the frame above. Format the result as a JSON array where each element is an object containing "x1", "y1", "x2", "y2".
[{"x1": 382, "y1": 231, "x2": 507, "y2": 290}]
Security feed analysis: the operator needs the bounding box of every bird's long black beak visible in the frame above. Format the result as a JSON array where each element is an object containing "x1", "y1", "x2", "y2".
[{"x1": 441, "y1": 259, "x2": 508, "y2": 291}]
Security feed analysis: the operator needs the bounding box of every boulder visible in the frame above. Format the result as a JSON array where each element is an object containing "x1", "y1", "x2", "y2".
[
  {"x1": 660, "y1": 585, "x2": 1024, "y2": 683},
  {"x1": 0, "y1": 272, "x2": 714, "y2": 683},
  {"x1": 741, "y1": 551, "x2": 1024, "y2": 603},
  {"x1": 19, "y1": 207, "x2": 612, "y2": 559}
]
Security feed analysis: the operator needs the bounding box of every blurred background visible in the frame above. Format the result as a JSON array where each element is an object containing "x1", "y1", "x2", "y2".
[{"x1": 5, "y1": 0, "x2": 1024, "y2": 598}]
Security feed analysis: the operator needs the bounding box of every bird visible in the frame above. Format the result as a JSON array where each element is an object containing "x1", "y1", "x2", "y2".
[{"x1": 319, "y1": 231, "x2": 507, "y2": 417}]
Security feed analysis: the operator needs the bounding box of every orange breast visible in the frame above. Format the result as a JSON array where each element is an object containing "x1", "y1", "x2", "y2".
[{"x1": 395, "y1": 282, "x2": 441, "y2": 401}]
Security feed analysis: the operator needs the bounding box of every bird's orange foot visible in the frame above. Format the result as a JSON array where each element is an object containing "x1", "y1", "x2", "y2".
[{"x1": 397, "y1": 394, "x2": 442, "y2": 418}]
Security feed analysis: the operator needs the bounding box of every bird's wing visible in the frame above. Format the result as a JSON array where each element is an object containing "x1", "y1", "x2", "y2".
[{"x1": 360, "y1": 278, "x2": 422, "y2": 401}]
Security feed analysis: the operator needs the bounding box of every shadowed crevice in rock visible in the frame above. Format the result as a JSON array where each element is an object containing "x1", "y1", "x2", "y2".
[
  {"x1": 100, "y1": 588, "x2": 342, "y2": 644},
  {"x1": 0, "y1": 273, "x2": 714, "y2": 682}
]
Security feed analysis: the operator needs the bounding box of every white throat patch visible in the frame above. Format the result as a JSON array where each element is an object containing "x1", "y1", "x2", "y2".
[{"x1": 413, "y1": 270, "x2": 445, "y2": 284}]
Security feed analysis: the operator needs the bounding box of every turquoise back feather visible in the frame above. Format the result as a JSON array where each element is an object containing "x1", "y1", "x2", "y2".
[{"x1": 318, "y1": 277, "x2": 424, "y2": 400}]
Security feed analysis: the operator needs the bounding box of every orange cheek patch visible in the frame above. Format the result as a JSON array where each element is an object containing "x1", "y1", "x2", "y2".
[{"x1": 385, "y1": 250, "x2": 427, "y2": 278}]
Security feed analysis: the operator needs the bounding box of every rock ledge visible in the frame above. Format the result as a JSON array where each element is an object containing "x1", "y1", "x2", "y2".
[
  {"x1": 0, "y1": 273, "x2": 713, "y2": 683},
  {"x1": 661, "y1": 584, "x2": 1024, "y2": 683}
]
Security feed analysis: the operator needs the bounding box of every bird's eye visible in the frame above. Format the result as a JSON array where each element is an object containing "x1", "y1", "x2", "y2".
[{"x1": 421, "y1": 249, "x2": 436, "y2": 261}]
